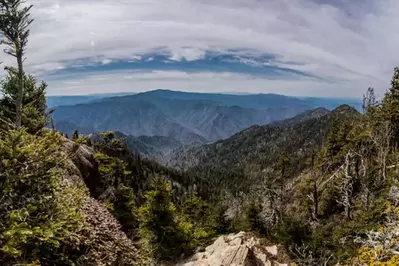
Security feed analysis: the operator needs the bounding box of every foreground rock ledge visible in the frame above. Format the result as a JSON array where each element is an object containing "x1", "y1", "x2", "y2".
[{"x1": 176, "y1": 232, "x2": 290, "y2": 266}]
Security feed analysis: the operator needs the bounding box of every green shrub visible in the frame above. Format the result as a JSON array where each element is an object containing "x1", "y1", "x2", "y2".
[
  {"x1": 0, "y1": 129, "x2": 87, "y2": 264},
  {"x1": 112, "y1": 185, "x2": 140, "y2": 238},
  {"x1": 138, "y1": 177, "x2": 191, "y2": 260},
  {"x1": 246, "y1": 201, "x2": 266, "y2": 234},
  {"x1": 272, "y1": 215, "x2": 311, "y2": 249}
]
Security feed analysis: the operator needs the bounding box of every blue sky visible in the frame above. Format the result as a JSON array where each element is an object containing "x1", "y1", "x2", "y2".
[{"x1": 4, "y1": 0, "x2": 398, "y2": 97}]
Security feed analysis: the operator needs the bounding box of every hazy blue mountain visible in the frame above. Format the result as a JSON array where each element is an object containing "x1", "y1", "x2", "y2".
[
  {"x1": 137, "y1": 89, "x2": 362, "y2": 111},
  {"x1": 52, "y1": 94, "x2": 312, "y2": 143},
  {"x1": 52, "y1": 90, "x2": 361, "y2": 144},
  {"x1": 53, "y1": 98, "x2": 208, "y2": 143},
  {"x1": 54, "y1": 120, "x2": 97, "y2": 137},
  {"x1": 46, "y1": 92, "x2": 135, "y2": 108}
]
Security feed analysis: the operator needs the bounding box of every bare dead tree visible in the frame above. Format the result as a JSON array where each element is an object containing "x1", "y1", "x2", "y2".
[
  {"x1": 336, "y1": 151, "x2": 354, "y2": 220},
  {"x1": 254, "y1": 171, "x2": 284, "y2": 228},
  {"x1": 289, "y1": 242, "x2": 332, "y2": 266},
  {"x1": 353, "y1": 145, "x2": 374, "y2": 211},
  {"x1": 370, "y1": 120, "x2": 392, "y2": 183},
  {"x1": 309, "y1": 153, "x2": 319, "y2": 220}
]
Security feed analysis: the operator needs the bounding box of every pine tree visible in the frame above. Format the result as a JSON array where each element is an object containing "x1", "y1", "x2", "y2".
[
  {"x1": 246, "y1": 201, "x2": 265, "y2": 234},
  {"x1": 0, "y1": 130, "x2": 86, "y2": 264},
  {"x1": 112, "y1": 185, "x2": 139, "y2": 238},
  {"x1": 325, "y1": 115, "x2": 341, "y2": 161},
  {"x1": 381, "y1": 67, "x2": 399, "y2": 148},
  {"x1": 0, "y1": 68, "x2": 48, "y2": 134},
  {"x1": 72, "y1": 129, "x2": 79, "y2": 140},
  {"x1": 324, "y1": 115, "x2": 351, "y2": 168},
  {"x1": 0, "y1": 0, "x2": 34, "y2": 129},
  {"x1": 138, "y1": 177, "x2": 189, "y2": 260}
]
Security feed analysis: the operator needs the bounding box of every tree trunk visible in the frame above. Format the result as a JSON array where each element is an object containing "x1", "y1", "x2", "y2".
[
  {"x1": 313, "y1": 176, "x2": 318, "y2": 219},
  {"x1": 15, "y1": 47, "x2": 24, "y2": 129},
  {"x1": 311, "y1": 154, "x2": 318, "y2": 220}
]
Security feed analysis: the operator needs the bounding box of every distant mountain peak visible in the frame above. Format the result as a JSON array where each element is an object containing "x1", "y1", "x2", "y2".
[
  {"x1": 332, "y1": 104, "x2": 359, "y2": 115},
  {"x1": 270, "y1": 106, "x2": 330, "y2": 127},
  {"x1": 306, "y1": 107, "x2": 330, "y2": 116}
]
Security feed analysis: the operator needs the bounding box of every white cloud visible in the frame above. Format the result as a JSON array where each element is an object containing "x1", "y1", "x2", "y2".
[
  {"x1": 30, "y1": 62, "x2": 65, "y2": 75},
  {"x1": 169, "y1": 47, "x2": 206, "y2": 61},
  {"x1": 128, "y1": 55, "x2": 142, "y2": 62},
  {"x1": 101, "y1": 59, "x2": 113, "y2": 65},
  {"x1": 1, "y1": 0, "x2": 398, "y2": 96}
]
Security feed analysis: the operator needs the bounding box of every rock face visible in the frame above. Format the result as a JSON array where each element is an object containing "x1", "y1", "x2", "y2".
[
  {"x1": 62, "y1": 137, "x2": 104, "y2": 197},
  {"x1": 77, "y1": 197, "x2": 150, "y2": 266},
  {"x1": 61, "y1": 137, "x2": 150, "y2": 265},
  {"x1": 176, "y1": 232, "x2": 289, "y2": 266}
]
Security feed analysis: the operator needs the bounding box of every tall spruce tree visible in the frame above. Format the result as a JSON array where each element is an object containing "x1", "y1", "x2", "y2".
[
  {"x1": 0, "y1": 68, "x2": 48, "y2": 134},
  {"x1": 0, "y1": 0, "x2": 33, "y2": 129},
  {"x1": 72, "y1": 129, "x2": 79, "y2": 140},
  {"x1": 138, "y1": 177, "x2": 190, "y2": 260},
  {"x1": 382, "y1": 67, "x2": 399, "y2": 148}
]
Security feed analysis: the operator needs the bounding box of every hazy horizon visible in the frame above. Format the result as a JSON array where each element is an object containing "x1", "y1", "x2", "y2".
[{"x1": 46, "y1": 88, "x2": 363, "y2": 100}]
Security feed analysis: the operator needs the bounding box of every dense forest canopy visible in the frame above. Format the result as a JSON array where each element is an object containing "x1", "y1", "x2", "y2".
[{"x1": 0, "y1": 1, "x2": 399, "y2": 266}]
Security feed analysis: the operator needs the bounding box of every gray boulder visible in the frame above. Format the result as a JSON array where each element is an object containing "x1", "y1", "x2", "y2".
[{"x1": 176, "y1": 232, "x2": 290, "y2": 266}]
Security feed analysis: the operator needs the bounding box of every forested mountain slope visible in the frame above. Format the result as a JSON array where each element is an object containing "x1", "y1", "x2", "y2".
[
  {"x1": 52, "y1": 94, "x2": 311, "y2": 143},
  {"x1": 91, "y1": 131, "x2": 183, "y2": 166},
  {"x1": 170, "y1": 105, "x2": 358, "y2": 174},
  {"x1": 166, "y1": 87, "x2": 399, "y2": 265}
]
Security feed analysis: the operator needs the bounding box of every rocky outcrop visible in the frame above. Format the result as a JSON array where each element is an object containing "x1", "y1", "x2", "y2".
[
  {"x1": 75, "y1": 197, "x2": 150, "y2": 266},
  {"x1": 61, "y1": 137, "x2": 151, "y2": 265},
  {"x1": 176, "y1": 232, "x2": 290, "y2": 266},
  {"x1": 62, "y1": 137, "x2": 104, "y2": 197}
]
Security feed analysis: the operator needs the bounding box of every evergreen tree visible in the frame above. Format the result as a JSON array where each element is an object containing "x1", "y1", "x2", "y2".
[
  {"x1": 138, "y1": 177, "x2": 189, "y2": 260},
  {"x1": 212, "y1": 205, "x2": 230, "y2": 234},
  {"x1": 325, "y1": 115, "x2": 342, "y2": 160},
  {"x1": 72, "y1": 129, "x2": 79, "y2": 140},
  {"x1": 381, "y1": 67, "x2": 399, "y2": 148},
  {"x1": 0, "y1": 0, "x2": 34, "y2": 129},
  {"x1": 324, "y1": 115, "x2": 352, "y2": 168},
  {"x1": 246, "y1": 201, "x2": 265, "y2": 234},
  {"x1": 0, "y1": 130, "x2": 86, "y2": 264},
  {"x1": 0, "y1": 68, "x2": 48, "y2": 134},
  {"x1": 112, "y1": 185, "x2": 139, "y2": 238},
  {"x1": 87, "y1": 137, "x2": 92, "y2": 146}
]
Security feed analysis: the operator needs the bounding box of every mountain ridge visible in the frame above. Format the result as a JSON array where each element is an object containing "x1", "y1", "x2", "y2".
[
  {"x1": 53, "y1": 93, "x2": 315, "y2": 143},
  {"x1": 52, "y1": 90, "x2": 362, "y2": 145},
  {"x1": 169, "y1": 104, "x2": 359, "y2": 175}
]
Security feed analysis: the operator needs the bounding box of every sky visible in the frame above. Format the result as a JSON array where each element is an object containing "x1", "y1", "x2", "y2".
[{"x1": 2, "y1": 0, "x2": 399, "y2": 97}]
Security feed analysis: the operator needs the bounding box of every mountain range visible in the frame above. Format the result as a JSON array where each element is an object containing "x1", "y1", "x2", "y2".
[
  {"x1": 46, "y1": 92, "x2": 135, "y2": 108},
  {"x1": 52, "y1": 90, "x2": 362, "y2": 146}
]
